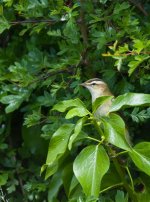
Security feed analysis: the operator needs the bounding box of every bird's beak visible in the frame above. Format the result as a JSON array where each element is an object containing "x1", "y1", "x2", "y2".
[{"x1": 80, "y1": 82, "x2": 86, "y2": 87}]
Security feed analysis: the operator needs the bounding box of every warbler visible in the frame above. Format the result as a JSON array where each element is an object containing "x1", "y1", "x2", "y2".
[
  {"x1": 80, "y1": 78, "x2": 113, "y2": 117},
  {"x1": 80, "y1": 78, "x2": 131, "y2": 144}
]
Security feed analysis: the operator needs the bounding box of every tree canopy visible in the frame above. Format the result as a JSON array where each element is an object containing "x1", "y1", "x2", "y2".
[{"x1": 0, "y1": 0, "x2": 150, "y2": 201}]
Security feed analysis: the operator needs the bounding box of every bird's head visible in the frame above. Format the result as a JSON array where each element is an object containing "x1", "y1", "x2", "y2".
[{"x1": 80, "y1": 78, "x2": 112, "y2": 102}]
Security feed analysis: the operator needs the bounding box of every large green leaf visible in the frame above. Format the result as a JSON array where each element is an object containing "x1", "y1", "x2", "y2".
[
  {"x1": 129, "y1": 142, "x2": 150, "y2": 176},
  {"x1": 73, "y1": 145, "x2": 110, "y2": 197},
  {"x1": 65, "y1": 107, "x2": 90, "y2": 119},
  {"x1": 110, "y1": 93, "x2": 150, "y2": 112},
  {"x1": 92, "y1": 96, "x2": 113, "y2": 113},
  {"x1": 68, "y1": 117, "x2": 87, "y2": 150},
  {"x1": 44, "y1": 124, "x2": 74, "y2": 179},
  {"x1": 102, "y1": 113, "x2": 131, "y2": 151},
  {"x1": 52, "y1": 98, "x2": 87, "y2": 112},
  {"x1": 48, "y1": 171, "x2": 63, "y2": 202}
]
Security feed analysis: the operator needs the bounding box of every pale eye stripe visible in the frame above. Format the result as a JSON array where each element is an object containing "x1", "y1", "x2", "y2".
[{"x1": 89, "y1": 81, "x2": 104, "y2": 85}]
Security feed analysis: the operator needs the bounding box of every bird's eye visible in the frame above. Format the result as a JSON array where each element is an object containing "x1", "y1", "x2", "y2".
[{"x1": 91, "y1": 83, "x2": 96, "y2": 86}]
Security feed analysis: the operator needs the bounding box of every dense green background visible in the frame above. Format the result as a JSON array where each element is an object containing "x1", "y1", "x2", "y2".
[{"x1": 0, "y1": 0, "x2": 150, "y2": 201}]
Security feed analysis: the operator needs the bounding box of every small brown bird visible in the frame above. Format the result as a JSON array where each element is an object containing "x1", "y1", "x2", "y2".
[
  {"x1": 80, "y1": 78, "x2": 113, "y2": 117},
  {"x1": 80, "y1": 78, "x2": 131, "y2": 144}
]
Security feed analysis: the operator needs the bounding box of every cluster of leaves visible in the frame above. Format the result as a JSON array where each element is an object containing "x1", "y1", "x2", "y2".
[
  {"x1": 0, "y1": 0, "x2": 150, "y2": 201},
  {"x1": 41, "y1": 94, "x2": 150, "y2": 201}
]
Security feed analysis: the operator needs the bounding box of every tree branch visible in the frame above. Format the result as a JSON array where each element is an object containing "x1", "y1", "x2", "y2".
[
  {"x1": 128, "y1": 0, "x2": 148, "y2": 16},
  {"x1": 9, "y1": 19, "x2": 57, "y2": 25}
]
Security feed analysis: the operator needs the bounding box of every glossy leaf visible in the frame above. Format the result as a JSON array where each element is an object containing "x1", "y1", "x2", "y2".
[
  {"x1": 48, "y1": 172, "x2": 63, "y2": 202},
  {"x1": 73, "y1": 145, "x2": 110, "y2": 197},
  {"x1": 68, "y1": 117, "x2": 87, "y2": 150},
  {"x1": 65, "y1": 107, "x2": 90, "y2": 119},
  {"x1": 92, "y1": 96, "x2": 114, "y2": 113},
  {"x1": 102, "y1": 113, "x2": 131, "y2": 151},
  {"x1": 129, "y1": 142, "x2": 150, "y2": 176},
  {"x1": 45, "y1": 124, "x2": 74, "y2": 178},
  {"x1": 110, "y1": 93, "x2": 150, "y2": 112},
  {"x1": 52, "y1": 98, "x2": 87, "y2": 112}
]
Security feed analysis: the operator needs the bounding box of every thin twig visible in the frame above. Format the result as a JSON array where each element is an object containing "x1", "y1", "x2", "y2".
[
  {"x1": 102, "y1": 51, "x2": 150, "y2": 57},
  {"x1": 28, "y1": 67, "x2": 74, "y2": 86},
  {"x1": 99, "y1": 182, "x2": 123, "y2": 194},
  {"x1": 9, "y1": 19, "x2": 57, "y2": 25},
  {"x1": 78, "y1": 0, "x2": 88, "y2": 46},
  {"x1": 128, "y1": 0, "x2": 148, "y2": 16}
]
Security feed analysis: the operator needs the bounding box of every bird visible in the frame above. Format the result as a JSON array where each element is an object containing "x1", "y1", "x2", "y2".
[
  {"x1": 80, "y1": 78, "x2": 113, "y2": 118},
  {"x1": 80, "y1": 78, "x2": 131, "y2": 145}
]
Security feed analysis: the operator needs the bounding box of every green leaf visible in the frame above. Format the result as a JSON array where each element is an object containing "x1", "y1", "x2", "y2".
[
  {"x1": 0, "y1": 16, "x2": 10, "y2": 33},
  {"x1": 47, "y1": 29, "x2": 61, "y2": 37},
  {"x1": 65, "y1": 107, "x2": 90, "y2": 119},
  {"x1": 0, "y1": 90, "x2": 30, "y2": 113},
  {"x1": 110, "y1": 93, "x2": 150, "y2": 112},
  {"x1": 99, "y1": 0, "x2": 108, "y2": 4},
  {"x1": 131, "y1": 107, "x2": 150, "y2": 123},
  {"x1": 48, "y1": 172, "x2": 63, "y2": 202},
  {"x1": 128, "y1": 55, "x2": 150, "y2": 76},
  {"x1": 0, "y1": 172, "x2": 8, "y2": 186},
  {"x1": 92, "y1": 96, "x2": 114, "y2": 114},
  {"x1": 63, "y1": 18, "x2": 79, "y2": 44},
  {"x1": 102, "y1": 113, "x2": 131, "y2": 151},
  {"x1": 129, "y1": 142, "x2": 150, "y2": 176},
  {"x1": 24, "y1": 110, "x2": 41, "y2": 127},
  {"x1": 101, "y1": 164, "x2": 121, "y2": 190},
  {"x1": 113, "y1": 2, "x2": 130, "y2": 15},
  {"x1": 133, "y1": 39, "x2": 144, "y2": 54},
  {"x1": 115, "y1": 190, "x2": 128, "y2": 202},
  {"x1": 73, "y1": 145, "x2": 110, "y2": 197},
  {"x1": 52, "y1": 98, "x2": 87, "y2": 112},
  {"x1": 3, "y1": 0, "x2": 14, "y2": 7},
  {"x1": 68, "y1": 117, "x2": 87, "y2": 150},
  {"x1": 62, "y1": 163, "x2": 73, "y2": 196},
  {"x1": 44, "y1": 124, "x2": 74, "y2": 179}
]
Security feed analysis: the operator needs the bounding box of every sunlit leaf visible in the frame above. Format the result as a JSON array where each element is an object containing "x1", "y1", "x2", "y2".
[
  {"x1": 92, "y1": 96, "x2": 113, "y2": 114},
  {"x1": 102, "y1": 113, "x2": 131, "y2": 151},
  {"x1": 52, "y1": 98, "x2": 87, "y2": 112},
  {"x1": 129, "y1": 142, "x2": 150, "y2": 176},
  {"x1": 68, "y1": 117, "x2": 87, "y2": 150},
  {"x1": 73, "y1": 145, "x2": 110, "y2": 197},
  {"x1": 44, "y1": 124, "x2": 74, "y2": 179},
  {"x1": 110, "y1": 93, "x2": 150, "y2": 112},
  {"x1": 65, "y1": 107, "x2": 90, "y2": 119}
]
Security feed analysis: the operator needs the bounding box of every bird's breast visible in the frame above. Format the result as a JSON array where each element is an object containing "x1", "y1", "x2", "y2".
[{"x1": 94, "y1": 100, "x2": 112, "y2": 118}]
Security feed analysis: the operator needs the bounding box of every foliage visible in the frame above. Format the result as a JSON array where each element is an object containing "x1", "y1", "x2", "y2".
[{"x1": 0, "y1": 0, "x2": 150, "y2": 201}]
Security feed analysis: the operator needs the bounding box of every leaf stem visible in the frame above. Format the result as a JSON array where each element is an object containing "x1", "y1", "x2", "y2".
[
  {"x1": 126, "y1": 166, "x2": 134, "y2": 190},
  {"x1": 109, "y1": 149, "x2": 138, "y2": 202},
  {"x1": 92, "y1": 118, "x2": 138, "y2": 201},
  {"x1": 115, "y1": 150, "x2": 128, "y2": 157},
  {"x1": 86, "y1": 136, "x2": 101, "y2": 143},
  {"x1": 99, "y1": 183, "x2": 123, "y2": 194},
  {"x1": 92, "y1": 119, "x2": 104, "y2": 138}
]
